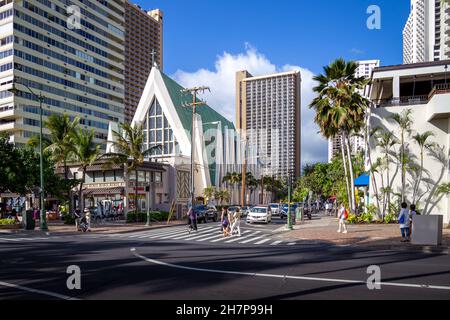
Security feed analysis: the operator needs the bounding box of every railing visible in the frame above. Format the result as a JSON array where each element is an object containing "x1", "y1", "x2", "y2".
[
  {"x1": 429, "y1": 83, "x2": 450, "y2": 99},
  {"x1": 373, "y1": 95, "x2": 429, "y2": 107}
]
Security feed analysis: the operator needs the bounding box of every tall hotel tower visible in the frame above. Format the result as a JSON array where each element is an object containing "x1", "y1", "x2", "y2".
[
  {"x1": 0, "y1": 0, "x2": 126, "y2": 146},
  {"x1": 124, "y1": 2, "x2": 163, "y2": 123},
  {"x1": 236, "y1": 70, "x2": 301, "y2": 179},
  {"x1": 403, "y1": 0, "x2": 450, "y2": 64}
]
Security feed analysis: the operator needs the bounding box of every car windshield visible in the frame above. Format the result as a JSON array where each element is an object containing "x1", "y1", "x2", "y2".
[
  {"x1": 270, "y1": 204, "x2": 278, "y2": 208},
  {"x1": 251, "y1": 207, "x2": 267, "y2": 213}
]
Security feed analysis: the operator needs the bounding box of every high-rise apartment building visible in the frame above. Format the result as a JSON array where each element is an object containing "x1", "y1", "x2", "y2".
[
  {"x1": 0, "y1": 0, "x2": 125, "y2": 147},
  {"x1": 328, "y1": 60, "x2": 379, "y2": 163},
  {"x1": 403, "y1": 0, "x2": 450, "y2": 64},
  {"x1": 124, "y1": 2, "x2": 163, "y2": 123},
  {"x1": 236, "y1": 70, "x2": 301, "y2": 178}
]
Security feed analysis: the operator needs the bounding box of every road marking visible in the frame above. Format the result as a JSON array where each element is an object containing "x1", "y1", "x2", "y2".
[
  {"x1": 0, "y1": 281, "x2": 80, "y2": 300},
  {"x1": 239, "y1": 236, "x2": 266, "y2": 244},
  {"x1": 160, "y1": 227, "x2": 216, "y2": 240},
  {"x1": 168, "y1": 227, "x2": 216, "y2": 240},
  {"x1": 270, "y1": 241, "x2": 283, "y2": 246},
  {"x1": 180, "y1": 230, "x2": 220, "y2": 241},
  {"x1": 287, "y1": 242, "x2": 297, "y2": 246},
  {"x1": 195, "y1": 234, "x2": 227, "y2": 242},
  {"x1": 224, "y1": 231, "x2": 261, "y2": 243},
  {"x1": 254, "y1": 238, "x2": 272, "y2": 245},
  {"x1": 131, "y1": 248, "x2": 450, "y2": 291}
]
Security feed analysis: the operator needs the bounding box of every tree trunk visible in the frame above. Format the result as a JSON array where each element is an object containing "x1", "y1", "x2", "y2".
[
  {"x1": 385, "y1": 148, "x2": 391, "y2": 215},
  {"x1": 344, "y1": 134, "x2": 356, "y2": 214},
  {"x1": 340, "y1": 135, "x2": 352, "y2": 210},
  {"x1": 412, "y1": 149, "x2": 423, "y2": 205},
  {"x1": 78, "y1": 168, "x2": 86, "y2": 212},
  {"x1": 135, "y1": 169, "x2": 139, "y2": 213},
  {"x1": 124, "y1": 164, "x2": 129, "y2": 218},
  {"x1": 400, "y1": 131, "x2": 405, "y2": 203}
]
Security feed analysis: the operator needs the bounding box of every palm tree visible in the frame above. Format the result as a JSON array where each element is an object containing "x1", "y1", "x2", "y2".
[
  {"x1": 222, "y1": 172, "x2": 232, "y2": 200},
  {"x1": 215, "y1": 189, "x2": 230, "y2": 206},
  {"x1": 376, "y1": 131, "x2": 398, "y2": 216},
  {"x1": 390, "y1": 109, "x2": 413, "y2": 202},
  {"x1": 246, "y1": 173, "x2": 259, "y2": 205},
  {"x1": 71, "y1": 128, "x2": 101, "y2": 211},
  {"x1": 29, "y1": 114, "x2": 79, "y2": 212},
  {"x1": 310, "y1": 58, "x2": 370, "y2": 213},
  {"x1": 203, "y1": 186, "x2": 216, "y2": 204},
  {"x1": 229, "y1": 172, "x2": 241, "y2": 205},
  {"x1": 412, "y1": 131, "x2": 435, "y2": 204},
  {"x1": 104, "y1": 122, "x2": 161, "y2": 214}
]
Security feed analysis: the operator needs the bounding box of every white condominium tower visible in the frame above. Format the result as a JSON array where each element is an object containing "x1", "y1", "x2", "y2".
[
  {"x1": 403, "y1": 0, "x2": 450, "y2": 64},
  {"x1": 236, "y1": 70, "x2": 301, "y2": 179},
  {"x1": 0, "y1": 0, "x2": 125, "y2": 147},
  {"x1": 328, "y1": 60, "x2": 379, "y2": 163}
]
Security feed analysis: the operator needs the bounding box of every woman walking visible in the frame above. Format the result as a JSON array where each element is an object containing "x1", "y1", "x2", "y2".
[
  {"x1": 221, "y1": 207, "x2": 231, "y2": 237},
  {"x1": 337, "y1": 203, "x2": 348, "y2": 234}
]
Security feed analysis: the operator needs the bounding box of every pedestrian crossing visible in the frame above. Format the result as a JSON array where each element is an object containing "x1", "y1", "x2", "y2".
[
  {"x1": 101, "y1": 224, "x2": 295, "y2": 247},
  {"x1": 0, "y1": 224, "x2": 298, "y2": 247}
]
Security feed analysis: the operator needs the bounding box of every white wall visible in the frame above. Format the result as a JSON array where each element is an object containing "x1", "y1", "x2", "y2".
[{"x1": 369, "y1": 104, "x2": 449, "y2": 224}]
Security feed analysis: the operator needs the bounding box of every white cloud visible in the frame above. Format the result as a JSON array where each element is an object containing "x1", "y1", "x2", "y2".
[{"x1": 172, "y1": 45, "x2": 328, "y2": 166}]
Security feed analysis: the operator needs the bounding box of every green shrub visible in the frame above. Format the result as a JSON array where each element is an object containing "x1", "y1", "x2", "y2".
[
  {"x1": 384, "y1": 213, "x2": 396, "y2": 224},
  {"x1": 62, "y1": 213, "x2": 76, "y2": 225},
  {"x1": 127, "y1": 211, "x2": 169, "y2": 223},
  {"x1": 347, "y1": 214, "x2": 358, "y2": 224},
  {"x1": 359, "y1": 212, "x2": 374, "y2": 224},
  {"x1": 0, "y1": 219, "x2": 16, "y2": 225}
]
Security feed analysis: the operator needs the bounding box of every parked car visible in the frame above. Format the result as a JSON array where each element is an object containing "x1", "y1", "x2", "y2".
[
  {"x1": 194, "y1": 205, "x2": 218, "y2": 223},
  {"x1": 246, "y1": 205, "x2": 272, "y2": 224},
  {"x1": 280, "y1": 204, "x2": 297, "y2": 219},
  {"x1": 227, "y1": 206, "x2": 240, "y2": 215},
  {"x1": 240, "y1": 206, "x2": 251, "y2": 217},
  {"x1": 268, "y1": 203, "x2": 282, "y2": 216}
]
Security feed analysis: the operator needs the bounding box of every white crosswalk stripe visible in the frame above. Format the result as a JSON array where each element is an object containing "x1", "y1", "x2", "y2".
[
  {"x1": 224, "y1": 231, "x2": 261, "y2": 243},
  {"x1": 254, "y1": 238, "x2": 272, "y2": 245},
  {"x1": 0, "y1": 224, "x2": 297, "y2": 247}
]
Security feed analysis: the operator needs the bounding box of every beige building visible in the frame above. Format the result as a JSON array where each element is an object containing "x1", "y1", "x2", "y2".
[
  {"x1": 368, "y1": 60, "x2": 450, "y2": 224},
  {"x1": 236, "y1": 70, "x2": 301, "y2": 178},
  {"x1": 0, "y1": 0, "x2": 125, "y2": 147},
  {"x1": 124, "y1": 2, "x2": 163, "y2": 123}
]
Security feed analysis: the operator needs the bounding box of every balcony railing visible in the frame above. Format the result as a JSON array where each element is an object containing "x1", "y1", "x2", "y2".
[
  {"x1": 429, "y1": 83, "x2": 450, "y2": 99},
  {"x1": 373, "y1": 95, "x2": 429, "y2": 107}
]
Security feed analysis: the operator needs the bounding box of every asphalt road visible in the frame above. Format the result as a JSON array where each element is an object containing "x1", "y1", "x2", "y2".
[{"x1": 1, "y1": 220, "x2": 450, "y2": 300}]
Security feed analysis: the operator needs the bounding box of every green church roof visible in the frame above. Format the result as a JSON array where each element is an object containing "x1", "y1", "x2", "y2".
[{"x1": 160, "y1": 72, "x2": 235, "y2": 136}]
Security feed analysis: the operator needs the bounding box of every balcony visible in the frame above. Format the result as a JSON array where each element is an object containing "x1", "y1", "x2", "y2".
[
  {"x1": 427, "y1": 83, "x2": 450, "y2": 121},
  {"x1": 0, "y1": 120, "x2": 15, "y2": 132}
]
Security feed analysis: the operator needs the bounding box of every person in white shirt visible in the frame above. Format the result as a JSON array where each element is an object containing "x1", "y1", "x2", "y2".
[
  {"x1": 230, "y1": 208, "x2": 241, "y2": 237},
  {"x1": 337, "y1": 203, "x2": 348, "y2": 234},
  {"x1": 398, "y1": 202, "x2": 410, "y2": 242}
]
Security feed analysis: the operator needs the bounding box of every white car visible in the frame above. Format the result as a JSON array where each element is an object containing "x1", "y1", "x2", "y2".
[
  {"x1": 246, "y1": 206, "x2": 272, "y2": 224},
  {"x1": 269, "y1": 203, "x2": 281, "y2": 216}
]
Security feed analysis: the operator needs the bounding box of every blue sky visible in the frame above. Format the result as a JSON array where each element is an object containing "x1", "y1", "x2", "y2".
[
  {"x1": 132, "y1": 0, "x2": 411, "y2": 164},
  {"x1": 134, "y1": 0, "x2": 409, "y2": 74}
]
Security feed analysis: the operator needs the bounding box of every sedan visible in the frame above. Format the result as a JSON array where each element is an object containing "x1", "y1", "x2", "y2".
[{"x1": 246, "y1": 206, "x2": 272, "y2": 224}]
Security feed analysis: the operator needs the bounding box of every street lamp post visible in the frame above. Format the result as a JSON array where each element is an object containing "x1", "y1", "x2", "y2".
[
  {"x1": 9, "y1": 81, "x2": 47, "y2": 231},
  {"x1": 286, "y1": 172, "x2": 293, "y2": 230}
]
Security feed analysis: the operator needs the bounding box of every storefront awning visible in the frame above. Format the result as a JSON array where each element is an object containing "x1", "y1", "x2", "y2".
[
  {"x1": 84, "y1": 187, "x2": 124, "y2": 196},
  {"x1": 354, "y1": 174, "x2": 370, "y2": 187}
]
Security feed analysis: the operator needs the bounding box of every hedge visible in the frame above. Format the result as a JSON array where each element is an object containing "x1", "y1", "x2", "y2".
[
  {"x1": 127, "y1": 211, "x2": 170, "y2": 223},
  {"x1": 0, "y1": 219, "x2": 16, "y2": 225}
]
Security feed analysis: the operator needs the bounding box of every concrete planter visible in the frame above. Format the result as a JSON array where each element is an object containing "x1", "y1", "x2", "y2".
[
  {"x1": 0, "y1": 224, "x2": 21, "y2": 230},
  {"x1": 411, "y1": 215, "x2": 443, "y2": 246}
]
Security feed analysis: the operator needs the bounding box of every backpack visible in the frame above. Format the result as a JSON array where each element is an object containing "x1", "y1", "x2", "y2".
[
  {"x1": 343, "y1": 210, "x2": 348, "y2": 220},
  {"x1": 398, "y1": 214, "x2": 405, "y2": 225}
]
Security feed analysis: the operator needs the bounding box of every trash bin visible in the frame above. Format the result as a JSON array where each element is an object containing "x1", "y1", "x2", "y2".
[{"x1": 23, "y1": 209, "x2": 35, "y2": 230}]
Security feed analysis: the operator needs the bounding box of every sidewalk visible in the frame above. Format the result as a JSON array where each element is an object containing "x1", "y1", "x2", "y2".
[
  {"x1": 279, "y1": 213, "x2": 450, "y2": 254},
  {"x1": 0, "y1": 220, "x2": 185, "y2": 236}
]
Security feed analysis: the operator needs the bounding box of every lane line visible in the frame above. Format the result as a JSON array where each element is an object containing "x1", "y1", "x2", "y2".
[
  {"x1": 0, "y1": 281, "x2": 80, "y2": 300},
  {"x1": 131, "y1": 248, "x2": 450, "y2": 291},
  {"x1": 202, "y1": 230, "x2": 252, "y2": 243},
  {"x1": 270, "y1": 241, "x2": 283, "y2": 246},
  {"x1": 167, "y1": 227, "x2": 216, "y2": 240},
  {"x1": 180, "y1": 230, "x2": 220, "y2": 241}
]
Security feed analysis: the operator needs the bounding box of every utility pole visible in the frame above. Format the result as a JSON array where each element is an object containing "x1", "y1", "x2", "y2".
[{"x1": 181, "y1": 86, "x2": 210, "y2": 210}]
